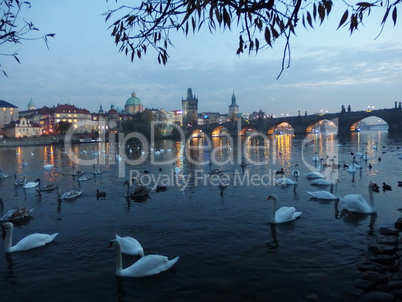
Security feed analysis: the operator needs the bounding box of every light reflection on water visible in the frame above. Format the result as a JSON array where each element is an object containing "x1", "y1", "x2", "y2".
[{"x1": 0, "y1": 131, "x2": 401, "y2": 301}]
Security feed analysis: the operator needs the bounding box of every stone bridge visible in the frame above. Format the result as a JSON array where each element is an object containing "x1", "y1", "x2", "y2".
[{"x1": 187, "y1": 107, "x2": 402, "y2": 138}]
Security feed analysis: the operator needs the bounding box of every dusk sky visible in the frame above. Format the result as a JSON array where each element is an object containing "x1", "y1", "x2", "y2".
[{"x1": 1, "y1": 1, "x2": 401, "y2": 117}]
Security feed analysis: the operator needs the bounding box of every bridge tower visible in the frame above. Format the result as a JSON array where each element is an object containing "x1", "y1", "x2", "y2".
[{"x1": 182, "y1": 88, "x2": 198, "y2": 128}]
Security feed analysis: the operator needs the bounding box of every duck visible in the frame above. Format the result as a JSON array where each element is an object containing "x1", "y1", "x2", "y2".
[
  {"x1": 265, "y1": 195, "x2": 302, "y2": 224},
  {"x1": 43, "y1": 164, "x2": 53, "y2": 169},
  {"x1": 382, "y1": 182, "x2": 392, "y2": 191},
  {"x1": 96, "y1": 189, "x2": 106, "y2": 198},
  {"x1": 113, "y1": 234, "x2": 144, "y2": 257},
  {"x1": 109, "y1": 239, "x2": 179, "y2": 277},
  {"x1": 3, "y1": 222, "x2": 59, "y2": 253},
  {"x1": 340, "y1": 183, "x2": 376, "y2": 214},
  {"x1": 275, "y1": 168, "x2": 285, "y2": 175},
  {"x1": 56, "y1": 185, "x2": 82, "y2": 200},
  {"x1": 371, "y1": 182, "x2": 380, "y2": 192},
  {"x1": 22, "y1": 177, "x2": 40, "y2": 189}
]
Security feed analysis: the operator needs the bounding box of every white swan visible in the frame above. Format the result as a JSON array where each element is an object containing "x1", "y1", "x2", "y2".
[
  {"x1": 114, "y1": 234, "x2": 144, "y2": 257},
  {"x1": 3, "y1": 222, "x2": 59, "y2": 253},
  {"x1": 275, "y1": 177, "x2": 297, "y2": 186},
  {"x1": 305, "y1": 171, "x2": 325, "y2": 180},
  {"x1": 78, "y1": 176, "x2": 89, "y2": 182},
  {"x1": 340, "y1": 183, "x2": 376, "y2": 214},
  {"x1": 291, "y1": 164, "x2": 300, "y2": 179},
  {"x1": 56, "y1": 185, "x2": 82, "y2": 200},
  {"x1": 307, "y1": 183, "x2": 338, "y2": 200},
  {"x1": 266, "y1": 195, "x2": 302, "y2": 224},
  {"x1": 110, "y1": 239, "x2": 179, "y2": 277},
  {"x1": 43, "y1": 164, "x2": 53, "y2": 169},
  {"x1": 310, "y1": 179, "x2": 332, "y2": 186},
  {"x1": 23, "y1": 177, "x2": 40, "y2": 189}
]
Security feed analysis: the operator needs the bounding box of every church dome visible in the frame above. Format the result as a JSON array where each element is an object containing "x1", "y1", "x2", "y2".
[{"x1": 125, "y1": 91, "x2": 142, "y2": 106}]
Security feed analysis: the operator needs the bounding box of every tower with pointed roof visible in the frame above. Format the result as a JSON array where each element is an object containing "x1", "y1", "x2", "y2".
[
  {"x1": 181, "y1": 88, "x2": 198, "y2": 128},
  {"x1": 229, "y1": 92, "x2": 239, "y2": 115},
  {"x1": 28, "y1": 98, "x2": 35, "y2": 110}
]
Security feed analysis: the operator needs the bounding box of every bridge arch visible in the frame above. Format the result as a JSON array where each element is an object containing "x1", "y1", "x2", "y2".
[
  {"x1": 211, "y1": 125, "x2": 230, "y2": 137},
  {"x1": 267, "y1": 121, "x2": 295, "y2": 135},
  {"x1": 351, "y1": 116, "x2": 389, "y2": 132},
  {"x1": 338, "y1": 111, "x2": 394, "y2": 134},
  {"x1": 305, "y1": 119, "x2": 338, "y2": 134},
  {"x1": 239, "y1": 125, "x2": 257, "y2": 136},
  {"x1": 190, "y1": 129, "x2": 205, "y2": 138}
]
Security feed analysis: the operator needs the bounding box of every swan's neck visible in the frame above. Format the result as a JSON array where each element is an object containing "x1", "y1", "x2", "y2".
[
  {"x1": 368, "y1": 185, "x2": 374, "y2": 209},
  {"x1": 4, "y1": 224, "x2": 13, "y2": 252},
  {"x1": 270, "y1": 198, "x2": 277, "y2": 223},
  {"x1": 114, "y1": 241, "x2": 123, "y2": 276}
]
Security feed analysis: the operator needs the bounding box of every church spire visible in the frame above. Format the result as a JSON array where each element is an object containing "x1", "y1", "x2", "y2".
[{"x1": 231, "y1": 91, "x2": 237, "y2": 106}]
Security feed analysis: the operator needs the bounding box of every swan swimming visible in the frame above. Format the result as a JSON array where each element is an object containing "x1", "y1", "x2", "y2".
[
  {"x1": 23, "y1": 177, "x2": 40, "y2": 189},
  {"x1": 310, "y1": 179, "x2": 332, "y2": 186},
  {"x1": 305, "y1": 171, "x2": 325, "y2": 180},
  {"x1": 3, "y1": 222, "x2": 59, "y2": 253},
  {"x1": 275, "y1": 177, "x2": 297, "y2": 186},
  {"x1": 110, "y1": 239, "x2": 179, "y2": 277},
  {"x1": 56, "y1": 186, "x2": 82, "y2": 200},
  {"x1": 265, "y1": 195, "x2": 302, "y2": 224},
  {"x1": 307, "y1": 183, "x2": 338, "y2": 200},
  {"x1": 1, "y1": 207, "x2": 34, "y2": 221},
  {"x1": 340, "y1": 183, "x2": 376, "y2": 214},
  {"x1": 114, "y1": 234, "x2": 144, "y2": 257}
]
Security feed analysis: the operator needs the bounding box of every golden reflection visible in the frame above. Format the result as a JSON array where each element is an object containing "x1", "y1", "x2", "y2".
[
  {"x1": 15, "y1": 146, "x2": 23, "y2": 177},
  {"x1": 211, "y1": 137, "x2": 232, "y2": 164},
  {"x1": 187, "y1": 137, "x2": 205, "y2": 164},
  {"x1": 275, "y1": 134, "x2": 292, "y2": 171},
  {"x1": 43, "y1": 145, "x2": 58, "y2": 183}
]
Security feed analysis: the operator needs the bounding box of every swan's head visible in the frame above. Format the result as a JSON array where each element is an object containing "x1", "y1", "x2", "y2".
[
  {"x1": 2, "y1": 222, "x2": 12, "y2": 231},
  {"x1": 266, "y1": 195, "x2": 278, "y2": 201},
  {"x1": 108, "y1": 239, "x2": 120, "y2": 249}
]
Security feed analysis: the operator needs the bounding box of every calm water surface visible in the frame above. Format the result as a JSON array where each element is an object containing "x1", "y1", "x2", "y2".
[{"x1": 1, "y1": 131, "x2": 402, "y2": 302}]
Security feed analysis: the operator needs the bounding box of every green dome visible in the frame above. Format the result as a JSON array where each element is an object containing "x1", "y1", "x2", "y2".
[{"x1": 125, "y1": 91, "x2": 142, "y2": 106}]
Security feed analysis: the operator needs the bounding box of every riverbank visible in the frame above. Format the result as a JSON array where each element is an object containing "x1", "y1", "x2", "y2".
[
  {"x1": 0, "y1": 136, "x2": 64, "y2": 148},
  {"x1": 341, "y1": 218, "x2": 402, "y2": 301}
]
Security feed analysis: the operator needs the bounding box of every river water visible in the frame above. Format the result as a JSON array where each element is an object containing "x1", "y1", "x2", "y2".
[{"x1": 0, "y1": 131, "x2": 402, "y2": 302}]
